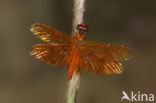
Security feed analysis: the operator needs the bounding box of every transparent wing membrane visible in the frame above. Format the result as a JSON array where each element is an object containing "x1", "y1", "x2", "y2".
[
  {"x1": 30, "y1": 23, "x2": 74, "y2": 45},
  {"x1": 79, "y1": 48, "x2": 123, "y2": 74},
  {"x1": 78, "y1": 41, "x2": 133, "y2": 61},
  {"x1": 30, "y1": 44, "x2": 71, "y2": 66}
]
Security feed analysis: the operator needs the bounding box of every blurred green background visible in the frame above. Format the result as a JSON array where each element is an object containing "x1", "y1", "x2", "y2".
[{"x1": 0, "y1": 0, "x2": 156, "y2": 103}]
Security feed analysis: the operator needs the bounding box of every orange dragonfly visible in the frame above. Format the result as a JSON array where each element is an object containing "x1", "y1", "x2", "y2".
[{"x1": 29, "y1": 23, "x2": 133, "y2": 80}]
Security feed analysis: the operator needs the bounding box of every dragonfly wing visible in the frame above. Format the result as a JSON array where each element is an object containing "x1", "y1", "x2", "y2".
[
  {"x1": 78, "y1": 48, "x2": 123, "y2": 74},
  {"x1": 30, "y1": 44, "x2": 71, "y2": 66},
  {"x1": 78, "y1": 41, "x2": 133, "y2": 61},
  {"x1": 30, "y1": 23, "x2": 74, "y2": 45}
]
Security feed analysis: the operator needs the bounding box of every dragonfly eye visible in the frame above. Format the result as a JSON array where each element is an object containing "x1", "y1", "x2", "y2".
[{"x1": 77, "y1": 24, "x2": 89, "y2": 34}]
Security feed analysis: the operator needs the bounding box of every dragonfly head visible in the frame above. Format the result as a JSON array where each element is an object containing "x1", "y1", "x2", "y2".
[
  {"x1": 77, "y1": 24, "x2": 88, "y2": 34},
  {"x1": 76, "y1": 24, "x2": 88, "y2": 40}
]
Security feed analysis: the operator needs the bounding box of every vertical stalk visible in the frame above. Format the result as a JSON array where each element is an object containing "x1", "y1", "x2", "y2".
[
  {"x1": 66, "y1": 0, "x2": 86, "y2": 103},
  {"x1": 66, "y1": 69, "x2": 80, "y2": 103},
  {"x1": 72, "y1": 0, "x2": 86, "y2": 37}
]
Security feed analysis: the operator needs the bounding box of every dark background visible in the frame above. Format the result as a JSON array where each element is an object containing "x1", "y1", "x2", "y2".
[{"x1": 0, "y1": 0, "x2": 156, "y2": 103}]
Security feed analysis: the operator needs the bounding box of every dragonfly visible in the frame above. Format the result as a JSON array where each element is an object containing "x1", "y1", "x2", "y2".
[{"x1": 29, "y1": 23, "x2": 133, "y2": 80}]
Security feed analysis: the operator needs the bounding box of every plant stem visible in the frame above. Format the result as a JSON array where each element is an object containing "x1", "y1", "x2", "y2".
[
  {"x1": 66, "y1": 70, "x2": 80, "y2": 103},
  {"x1": 72, "y1": 0, "x2": 86, "y2": 36},
  {"x1": 66, "y1": 0, "x2": 86, "y2": 103}
]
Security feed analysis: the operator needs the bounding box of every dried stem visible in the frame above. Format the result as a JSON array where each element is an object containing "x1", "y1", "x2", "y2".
[
  {"x1": 72, "y1": 0, "x2": 86, "y2": 37},
  {"x1": 66, "y1": 70, "x2": 80, "y2": 103},
  {"x1": 66, "y1": 0, "x2": 86, "y2": 103}
]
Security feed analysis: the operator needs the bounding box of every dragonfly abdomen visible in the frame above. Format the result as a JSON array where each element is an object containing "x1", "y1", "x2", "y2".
[{"x1": 67, "y1": 48, "x2": 81, "y2": 80}]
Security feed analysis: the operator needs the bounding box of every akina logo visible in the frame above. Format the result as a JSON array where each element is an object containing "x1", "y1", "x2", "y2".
[{"x1": 121, "y1": 91, "x2": 155, "y2": 102}]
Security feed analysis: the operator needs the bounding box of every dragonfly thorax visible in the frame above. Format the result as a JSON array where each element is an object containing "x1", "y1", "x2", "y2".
[{"x1": 76, "y1": 33, "x2": 85, "y2": 41}]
